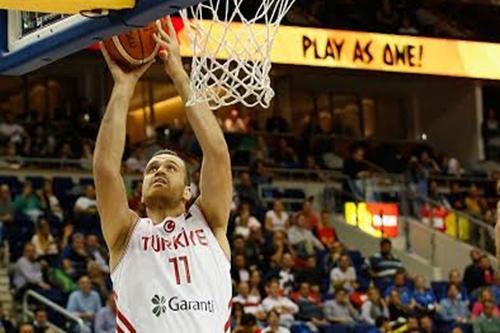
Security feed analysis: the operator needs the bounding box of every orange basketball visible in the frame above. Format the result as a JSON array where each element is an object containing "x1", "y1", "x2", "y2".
[{"x1": 103, "y1": 20, "x2": 164, "y2": 70}]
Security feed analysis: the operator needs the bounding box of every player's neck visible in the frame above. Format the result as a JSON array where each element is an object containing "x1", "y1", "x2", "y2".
[{"x1": 146, "y1": 204, "x2": 185, "y2": 224}]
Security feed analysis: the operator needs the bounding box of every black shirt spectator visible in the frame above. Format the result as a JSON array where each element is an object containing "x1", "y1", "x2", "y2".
[{"x1": 463, "y1": 249, "x2": 484, "y2": 294}]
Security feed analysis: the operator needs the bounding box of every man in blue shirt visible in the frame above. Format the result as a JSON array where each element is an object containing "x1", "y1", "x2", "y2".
[
  {"x1": 94, "y1": 293, "x2": 116, "y2": 333},
  {"x1": 384, "y1": 272, "x2": 413, "y2": 305},
  {"x1": 439, "y1": 284, "x2": 470, "y2": 324},
  {"x1": 413, "y1": 275, "x2": 437, "y2": 313},
  {"x1": 66, "y1": 275, "x2": 102, "y2": 328}
]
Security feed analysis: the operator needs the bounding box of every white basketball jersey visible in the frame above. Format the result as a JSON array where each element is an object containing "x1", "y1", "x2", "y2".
[{"x1": 111, "y1": 204, "x2": 232, "y2": 333}]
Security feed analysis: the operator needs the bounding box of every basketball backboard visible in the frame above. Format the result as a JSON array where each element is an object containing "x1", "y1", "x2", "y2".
[{"x1": 0, "y1": 0, "x2": 203, "y2": 75}]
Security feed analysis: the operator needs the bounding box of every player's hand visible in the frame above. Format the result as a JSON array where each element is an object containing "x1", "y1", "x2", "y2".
[
  {"x1": 100, "y1": 42, "x2": 154, "y2": 89},
  {"x1": 154, "y1": 17, "x2": 188, "y2": 83}
]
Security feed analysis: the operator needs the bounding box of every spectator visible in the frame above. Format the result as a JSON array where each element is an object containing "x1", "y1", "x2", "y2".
[
  {"x1": 265, "y1": 200, "x2": 289, "y2": 232},
  {"x1": 223, "y1": 109, "x2": 246, "y2": 133},
  {"x1": 0, "y1": 185, "x2": 14, "y2": 235},
  {"x1": 73, "y1": 185, "x2": 97, "y2": 217},
  {"x1": 232, "y1": 281, "x2": 264, "y2": 317},
  {"x1": 471, "y1": 288, "x2": 499, "y2": 319},
  {"x1": 62, "y1": 233, "x2": 91, "y2": 279},
  {"x1": 13, "y1": 182, "x2": 44, "y2": 223},
  {"x1": 30, "y1": 217, "x2": 58, "y2": 259},
  {"x1": 294, "y1": 282, "x2": 328, "y2": 332},
  {"x1": 265, "y1": 252, "x2": 296, "y2": 296},
  {"x1": 40, "y1": 178, "x2": 63, "y2": 221},
  {"x1": 387, "y1": 289, "x2": 414, "y2": 321},
  {"x1": 492, "y1": 272, "x2": 500, "y2": 306},
  {"x1": 419, "y1": 314, "x2": 436, "y2": 333},
  {"x1": 438, "y1": 283, "x2": 470, "y2": 323},
  {"x1": 94, "y1": 293, "x2": 117, "y2": 333},
  {"x1": 235, "y1": 172, "x2": 262, "y2": 215},
  {"x1": 412, "y1": 275, "x2": 438, "y2": 313},
  {"x1": 12, "y1": 243, "x2": 51, "y2": 297},
  {"x1": 361, "y1": 287, "x2": 389, "y2": 325},
  {"x1": 0, "y1": 302, "x2": 14, "y2": 333},
  {"x1": 261, "y1": 309, "x2": 290, "y2": 333},
  {"x1": 329, "y1": 254, "x2": 356, "y2": 293},
  {"x1": 385, "y1": 272, "x2": 414, "y2": 306},
  {"x1": 473, "y1": 300, "x2": 500, "y2": 333},
  {"x1": 314, "y1": 210, "x2": 337, "y2": 249},
  {"x1": 342, "y1": 146, "x2": 371, "y2": 200},
  {"x1": 233, "y1": 313, "x2": 259, "y2": 333},
  {"x1": 234, "y1": 202, "x2": 262, "y2": 240},
  {"x1": 85, "y1": 234, "x2": 109, "y2": 273},
  {"x1": 464, "y1": 249, "x2": 484, "y2": 294},
  {"x1": 465, "y1": 185, "x2": 488, "y2": 218},
  {"x1": 274, "y1": 138, "x2": 298, "y2": 167},
  {"x1": 295, "y1": 256, "x2": 323, "y2": 294},
  {"x1": 127, "y1": 181, "x2": 145, "y2": 217},
  {"x1": 249, "y1": 269, "x2": 265, "y2": 301},
  {"x1": 300, "y1": 199, "x2": 319, "y2": 230},
  {"x1": 32, "y1": 308, "x2": 49, "y2": 333},
  {"x1": 478, "y1": 255, "x2": 495, "y2": 288},
  {"x1": 323, "y1": 287, "x2": 361, "y2": 324},
  {"x1": 446, "y1": 182, "x2": 466, "y2": 211},
  {"x1": 323, "y1": 241, "x2": 345, "y2": 275},
  {"x1": 231, "y1": 254, "x2": 250, "y2": 284},
  {"x1": 288, "y1": 213, "x2": 324, "y2": 259},
  {"x1": 87, "y1": 261, "x2": 109, "y2": 302},
  {"x1": 0, "y1": 113, "x2": 26, "y2": 145},
  {"x1": 66, "y1": 275, "x2": 102, "y2": 328},
  {"x1": 448, "y1": 268, "x2": 469, "y2": 301},
  {"x1": 262, "y1": 279, "x2": 299, "y2": 328},
  {"x1": 125, "y1": 146, "x2": 146, "y2": 173},
  {"x1": 369, "y1": 239, "x2": 403, "y2": 282},
  {"x1": 79, "y1": 140, "x2": 93, "y2": 170}
]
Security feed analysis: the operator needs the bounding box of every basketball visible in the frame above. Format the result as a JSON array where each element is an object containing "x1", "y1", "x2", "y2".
[{"x1": 103, "y1": 19, "x2": 168, "y2": 70}]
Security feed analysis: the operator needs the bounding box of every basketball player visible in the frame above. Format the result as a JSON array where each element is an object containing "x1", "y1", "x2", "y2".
[{"x1": 94, "y1": 17, "x2": 232, "y2": 332}]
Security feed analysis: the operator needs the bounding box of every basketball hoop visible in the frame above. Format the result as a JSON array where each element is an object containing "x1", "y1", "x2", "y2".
[{"x1": 180, "y1": 0, "x2": 296, "y2": 110}]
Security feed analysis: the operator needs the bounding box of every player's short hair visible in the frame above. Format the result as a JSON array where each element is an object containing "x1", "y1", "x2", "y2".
[{"x1": 150, "y1": 149, "x2": 191, "y2": 186}]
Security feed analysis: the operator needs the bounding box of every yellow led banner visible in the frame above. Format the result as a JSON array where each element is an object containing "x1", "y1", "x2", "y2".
[
  {"x1": 0, "y1": 0, "x2": 134, "y2": 13},
  {"x1": 178, "y1": 22, "x2": 500, "y2": 80}
]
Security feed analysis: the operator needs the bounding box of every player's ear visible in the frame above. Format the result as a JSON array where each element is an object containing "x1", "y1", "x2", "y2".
[{"x1": 183, "y1": 186, "x2": 192, "y2": 202}]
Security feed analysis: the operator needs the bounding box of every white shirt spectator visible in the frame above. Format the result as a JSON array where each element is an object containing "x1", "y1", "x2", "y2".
[
  {"x1": 74, "y1": 197, "x2": 97, "y2": 211},
  {"x1": 232, "y1": 294, "x2": 263, "y2": 315},
  {"x1": 330, "y1": 267, "x2": 356, "y2": 293},
  {"x1": 262, "y1": 295, "x2": 299, "y2": 327},
  {"x1": 266, "y1": 210, "x2": 289, "y2": 231},
  {"x1": 234, "y1": 216, "x2": 261, "y2": 239},
  {"x1": 31, "y1": 233, "x2": 58, "y2": 258}
]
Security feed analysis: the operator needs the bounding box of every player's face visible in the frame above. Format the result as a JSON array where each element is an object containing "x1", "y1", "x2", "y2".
[{"x1": 142, "y1": 154, "x2": 189, "y2": 208}]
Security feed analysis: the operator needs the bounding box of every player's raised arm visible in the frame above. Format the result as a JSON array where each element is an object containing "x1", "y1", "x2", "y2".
[
  {"x1": 154, "y1": 18, "x2": 232, "y2": 254},
  {"x1": 93, "y1": 45, "x2": 152, "y2": 257}
]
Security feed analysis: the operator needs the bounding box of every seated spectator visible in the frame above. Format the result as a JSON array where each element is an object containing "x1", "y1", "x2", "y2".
[
  {"x1": 262, "y1": 279, "x2": 299, "y2": 328},
  {"x1": 471, "y1": 288, "x2": 499, "y2": 319},
  {"x1": 492, "y1": 272, "x2": 500, "y2": 306},
  {"x1": 323, "y1": 241, "x2": 345, "y2": 275},
  {"x1": 448, "y1": 268, "x2": 469, "y2": 301},
  {"x1": 249, "y1": 269, "x2": 265, "y2": 301},
  {"x1": 314, "y1": 210, "x2": 337, "y2": 249},
  {"x1": 66, "y1": 275, "x2": 102, "y2": 328},
  {"x1": 329, "y1": 254, "x2": 356, "y2": 293},
  {"x1": 32, "y1": 308, "x2": 49, "y2": 333},
  {"x1": 412, "y1": 275, "x2": 437, "y2": 313},
  {"x1": 300, "y1": 199, "x2": 319, "y2": 230},
  {"x1": 295, "y1": 256, "x2": 323, "y2": 294},
  {"x1": 231, "y1": 254, "x2": 250, "y2": 284},
  {"x1": 0, "y1": 184, "x2": 14, "y2": 236},
  {"x1": 0, "y1": 302, "x2": 14, "y2": 333},
  {"x1": 12, "y1": 243, "x2": 51, "y2": 298},
  {"x1": 232, "y1": 281, "x2": 264, "y2": 317},
  {"x1": 265, "y1": 199, "x2": 289, "y2": 232},
  {"x1": 465, "y1": 184, "x2": 488, "y2": 218},
  {"x1": 233, "y1": 313, "x2": 259, "y2": 333},
  {"x1": 369, "y1": 239, "x2": 403, "y2": 282},
  {"x1": 274, "y1": 138, "x2": 298, "y2": 167},
  {"x1": 361, "y1": 287, "x2": 389, "y2": 325},
  {"x1": 478, "y1": 255, "x2": 495, "y2": 288},
  {"x1": 294, "y1": 282, "x2": 328, "y2": 332},
  {"x1": 385, "y1": 272, "x2": 413, "y2": 305},
  {"x1": 261, "y1": 310, "x2": 290, "y2": 333},
  {"x1": 288, "y1": 213, "x2": 324, "y2": 259},
  {"x1": 235, "y1": 172, "x2": 263, "y2": 215},
  {"x1": 473, "y1": 300, "x2": 500, "y2": 333},
  {"x1": 73, "y1": 185, "x2": 98, "y2": 231},
  {"x1": 234, "y1": 202, "x2": 262, "y2": 240},
  {"x1": 94, "y1": 293, "x2": 117, "y2": 333},
  {"x1": 85, "y1": 234, "x2": 109, "y2": 273},
  {"x1": 87, "y1": 261, "x2": 109, "y2": 302},
  {"x1": 387, "y1": 289, "x2": 414, "y2": 321},
  {"x1": 40, "y1": 178, "x2": 63, "y2": 222},
  {"x1": 438, "y1": 283, "x2": 470, "y2": 323},
  {"x1": 31, "y1": 217, "x2": 58, "y2": 260},
  {"x1": 13, "y1": 182, "x2": 44, "y2": 223},
  {"x1": 419, "y1": 314, "x2": 436, "y2": 333},
  {"x1": 262, "y1": 231, "x2": 291, "y2": 269},
  {"x1": 323, "y1": 287, "x2": 361, "y2": 324},
  {"x1": 62, "y1": 233, "x2": 91, "y2": 279},
  {"x1": 265, "y1": 252, "x2": 296, "y2": 296}
]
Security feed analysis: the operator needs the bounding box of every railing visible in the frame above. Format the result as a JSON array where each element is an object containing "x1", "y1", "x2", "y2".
[{"x1": 23, "y1": 290, "x2": 90, "y2": 333}]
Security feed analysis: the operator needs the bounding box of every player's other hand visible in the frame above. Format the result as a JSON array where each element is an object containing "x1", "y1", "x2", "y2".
[
  {"x1": 153, "y1": 16, "x2": 188, "y2": 83},
  {"x1": 100, "y1": 42, "x2": 154, "y2": 89}
]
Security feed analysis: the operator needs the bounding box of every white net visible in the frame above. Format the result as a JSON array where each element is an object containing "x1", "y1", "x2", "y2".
[{"x1": 180, "y1": 0, "x2": 295, "y2": 109}]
